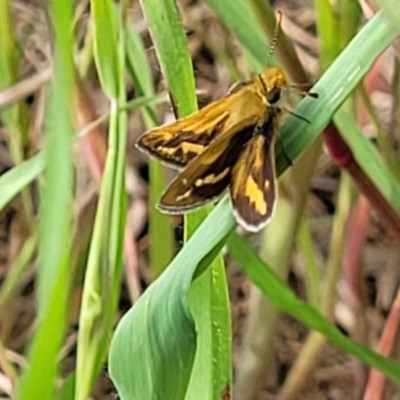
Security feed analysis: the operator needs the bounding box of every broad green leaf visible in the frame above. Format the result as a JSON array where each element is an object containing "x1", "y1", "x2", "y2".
[{"x1": 109, "y1": 197, "x2": 235, "y2": 399}]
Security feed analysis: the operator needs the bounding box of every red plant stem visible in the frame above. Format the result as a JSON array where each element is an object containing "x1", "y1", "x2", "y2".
[
  {"x1": 74, "y1": 85, "x2": 107, "y2": 178},
  {"x1": 342, "y1": 195, "x2": 370, "y2": 309},
  {"x1": 363, "y1": 289, "x2": 400, "y2": 400},
  {"x1": 323, "y1": 123, "x2": 400, "y2": 243},
  {"x1": 342, "y1": 195, "x2": 371, "y2": 393}
]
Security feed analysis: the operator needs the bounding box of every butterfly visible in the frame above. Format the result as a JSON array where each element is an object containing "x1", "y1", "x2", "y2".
[{"x1": 136, "y1": 13, "x2": 315, "y2": 231}]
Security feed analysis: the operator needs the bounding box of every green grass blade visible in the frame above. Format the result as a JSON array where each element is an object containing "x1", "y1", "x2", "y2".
[
  {"x1": 315, "y1": 0, "x2": 340, "y2": 68},
  {"x1": 276, "y1": 11, "x2": 399, "y2": 173},
  {"x1": 75, "y1": 1, "x2": 128, "y2": 398},
  {"x1": 147, "y1": 0, "x2": 232, "y2": 391},
  {"x1": 0, "y1": 0, "x2": 27, "y2": 164},
  {"x1": 125, "y1": 24, "x2": 155, "y2": 101},
  {"x1": 227, "y1": 232, "x2": 400, "y2": 384},
  {"x1": 15, "y1": 1, "x2": 75, "y2": 399},
  {"x1": 125, "y1": 19, "x2": 174, "y2": 275},
  {"x1": 0, "y1": 234, "x2": 37, "y2": 312},
  {"x1": 0, "y1": 153, "x2": 45, "y2": 212},
  {"x1": 186, "y1": 255, "x2": 231, "y2": 400},
  {"x1": 334, "y1": 109, "x2": 400, "y2": 212},
  {"x1": 140, "y1": 0, "x2": 197, "y2": 116},
  {"x1": 91, "y1": 0, "x2": 119, "y2": 98},
  {"x1": 204, "y1": 0, "x2": 267, "y2": 67},
  {"x1": 375, "y1": 0, "x2": 400, "y2": 28}
]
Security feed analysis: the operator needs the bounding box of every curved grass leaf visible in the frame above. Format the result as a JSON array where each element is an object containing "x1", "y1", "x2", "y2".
[
  {"x1": 227, "y1": 232, "x2": 400, "y2": 384},
  {"x1": 109, "y1": 197, "x2": 235, "y2": 399},
  {"x1": 140, "y1": 0, "x2": 197, "y2": 116}
]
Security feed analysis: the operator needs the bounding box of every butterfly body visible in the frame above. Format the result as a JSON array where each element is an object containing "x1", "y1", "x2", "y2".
[{"x1": 136, "y1": 66, "x2": 288, "y2": 232}]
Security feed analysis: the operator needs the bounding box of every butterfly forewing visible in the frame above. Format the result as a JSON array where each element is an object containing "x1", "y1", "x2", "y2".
[
  {"x1": 136, "y1": 85, "x2": 268, "y2": 169},
  {"x1": 230, "y1": 121, "x2": 277, "y2": 232},
  {"x1": 158, "y1": 123, "x2": 259, "y2": 212},
  {"x1": 137, "y1": 108, "x2": 229, "y2": 168}
]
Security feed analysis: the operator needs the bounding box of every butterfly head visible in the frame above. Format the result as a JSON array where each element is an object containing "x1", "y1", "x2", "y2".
[{"x1": 259, "y1": 67, "x2": 288, "y2": 105}]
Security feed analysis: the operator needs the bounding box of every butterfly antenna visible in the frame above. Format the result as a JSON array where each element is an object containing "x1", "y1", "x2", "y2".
[{"x1": 267, "y1": 11, "x2": 282, "y2": 66}]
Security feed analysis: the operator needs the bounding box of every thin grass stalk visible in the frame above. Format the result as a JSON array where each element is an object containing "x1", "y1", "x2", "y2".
[{"x1": 75, "y1": 1, "x2": 128, "y2": 398}]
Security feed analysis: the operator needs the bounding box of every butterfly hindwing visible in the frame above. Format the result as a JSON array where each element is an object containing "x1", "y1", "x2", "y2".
[{"x1": 230, "y1": 121, "x2": 277, "y2": 232}]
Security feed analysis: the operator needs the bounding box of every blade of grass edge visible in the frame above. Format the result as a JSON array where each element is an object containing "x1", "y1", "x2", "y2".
[
  {"x1": 227, "y1": 232, "x2": 400, "y2": 384},
  {"x1": 334, "y1": 109, "x2": 400, "y2": 212}
]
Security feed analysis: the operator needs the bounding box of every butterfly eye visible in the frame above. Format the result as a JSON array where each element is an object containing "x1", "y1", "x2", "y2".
[{"x1": 266, "y1": 87, "x2": 281, "y2": 104}]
